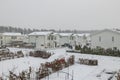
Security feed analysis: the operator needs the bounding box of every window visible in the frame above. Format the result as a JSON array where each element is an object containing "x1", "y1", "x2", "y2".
[
  {"x1": 11, "y1": 36, "x2": 17, "y2": 39},
  {"x1": 60, "y1": 36, "x2": 62, "y2": 38},
  {"x1": 48, "y1": 36, "x2": 50, "y2": 40},
  {"x1": 1, "y1": 40, "x2": 3, "y2": 45},
  {"x1": 0, "y1": 36, "x2": 2, "y2": 39},
  {"x1": 99, "y1": 36, "x2": 101, "y2": 42},
  {"x1": 83, "y1": 35, "x2": 87, "y2": 40},
  {"x1": 51, "y1": 36, "x2": 53, "y2": 40},
  {"x1": 36, "y1": 36, "x2": 38, "y2": 38},
  {"x1": 47, "y1": 43, "x2": 50, "y2": 46},
  {"x1": 41, "y1": 44, "x2": 44, "y2": 46},
  {"x1": 48, "y1": 35, "x2": 54, "y2": 40},
  {"x1": 54, "y1": 37, "x2": 56, "y2": 40},
  {"x1": 96, "y1": 46, "x2": 101, "y2": 49},
  {"x1": 70, "y1": 36, "x2": 74, "y2": 40},
  {"x1": 113, "y1": 47, "x2": 117, "y2": 50},
  {"x1": 112, "y1": 36, "x2": 114, "y2": 42}
]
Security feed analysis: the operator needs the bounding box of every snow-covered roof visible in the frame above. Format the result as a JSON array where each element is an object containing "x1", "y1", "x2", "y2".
[
  {"x1": 53, "y1": 33, "x2": 59, "y2": 35},
  {"x1": 59, "y1": 33, "x2": 73, "y2": 36},
  {"x1": 74, "y1": 33, "x2": 90, "y2": 37},
  {"x1": 111, "y1": 28, "x2": 120, "y2": 33},
  {"x1": 28, "y1": 31, "x2": 53, "y2": 36},
  {"x1": 91, "y1": 29, "x2": 120, "y2": 37},
  {"x1": 2, "y1": 32, "x2": 22, "y2": 36}
]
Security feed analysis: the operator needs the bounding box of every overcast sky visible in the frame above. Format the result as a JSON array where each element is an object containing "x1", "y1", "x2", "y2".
[{"x1": 0, "y1": 0, "x2": 120, "y2": 30}]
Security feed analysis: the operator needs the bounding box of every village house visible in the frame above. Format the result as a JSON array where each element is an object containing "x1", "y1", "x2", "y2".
[
  {"x1": 0, "y1": 32, "x2": 24, "y2": 47},
  {"x1": 0, "y1": 32, "x2": 91, "y2": 49},
  {"x1": 52, "y1": 33, "x2": 60, "y2": 47},
  {"x1": 58, "y1": 33, "x2": 74, "y2": 46},
  {"x1": 69, "y1": 34, "x2": 76, "y2": 46},
  {"x1": 75, "y1": 33, "x2": 91, "y2": 47},
  {"x1": 28, "y1": 31, "x2": 58, "y2": 49},
  {"x1": 49, "y1": 33, "x2": 90, "y2": 48},
  {"x1": 90, "y1": 29, "x2": 120, "y2": 50}
]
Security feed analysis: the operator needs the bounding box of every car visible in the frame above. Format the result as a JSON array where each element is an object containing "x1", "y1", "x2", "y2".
[{"x1": 61, "y1": 43, "x2": 73, "y2": 49}]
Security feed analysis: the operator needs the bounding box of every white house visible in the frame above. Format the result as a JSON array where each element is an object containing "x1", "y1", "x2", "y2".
[
  {"x1": 52, "y1": 33, "x2": 60, "y2": 47},
  {"x1": 69, "y1": 34, "x2": 76, "y2": 46},
  {"x1": 0, "y1": 32, "x2": 23, "y2": 46},
  {"x1": 22, "y1": 35, "x2": 29, "y2": 43},
  {"x1": 28, "y1": 32, "x2": 91, "y2": 49},
  {"x1": 28, "y1": 31, "x2": 58, "y2": 49},
  {"x1": 53, "y1": 33, "x2": 90, "y2": 47},
  {"x1": 90, "y1": 29, "x2": 120, "y2": 50},
  {"x1": 58, "y1": 33, "x2": 73, "y2": 46},
  {"x1": 74, "y1": 33, "x2": 90, "y2": 47}
]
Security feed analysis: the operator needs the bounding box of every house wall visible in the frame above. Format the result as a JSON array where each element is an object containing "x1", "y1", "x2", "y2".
[
  {"x1": 28, "y1": 35, "x2": 45, "y2": 49},
  {"x1": 59, "y1": 36, "x2": 70, "y2": 46},
  {"x1": 45, "y1": 35, "x2": 51, "y2": 48},
  {"x1": 1, "y1": 35, "x2": 23, "y2": 45},
  {"x1": 22, "y1": 36, "x2": 29, "y2": 43},
  {"x1": 69, "y1": 35, "x2": 76, "y2": 46},
  {"x1": 54, "y1": 34, "x2": 60, "y2": 47},
  {"x1": 28, "y1": 34, "x2": 59, "y2": 49},
  {"x1": 28, "y1": 36, "x2": 36, "y2": 44},
  {"x1": 91, "y1": 31, "x2": 120, "y2": 50},
  {"x1": 45, "y1": 34, "x2": 60, "y2": 48},
  {"x1": 75, "y1": 35, "x2": 89, "y2": 47},
  {"x1": 36, "y1": 36, "x2": 45, "y2": 49},
  {"x1": 76, "y1": 36, "x2": 84, "y2": 46}
]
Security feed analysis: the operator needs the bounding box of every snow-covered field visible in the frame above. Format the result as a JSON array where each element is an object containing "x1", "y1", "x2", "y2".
[{"x1": 0, "y1": 47, "x2": 120, "y2": 80}]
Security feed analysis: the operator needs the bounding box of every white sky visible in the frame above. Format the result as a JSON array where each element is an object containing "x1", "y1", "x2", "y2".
[{"x1": 0, "y1": 0, "x2": 120, "y2": 30}]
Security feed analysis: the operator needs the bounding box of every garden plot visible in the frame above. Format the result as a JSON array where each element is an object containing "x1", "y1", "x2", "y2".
[{"x1": 0, "y1": 48, "x2": 120, "y2": 80}]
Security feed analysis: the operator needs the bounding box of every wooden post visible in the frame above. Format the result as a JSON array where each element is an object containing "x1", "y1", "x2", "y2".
[{"x1": 72, "y1": 70, "x2": 74, "y2": 80}]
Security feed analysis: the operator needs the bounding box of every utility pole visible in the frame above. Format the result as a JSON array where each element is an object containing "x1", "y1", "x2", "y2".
[{"x1": 72, "y1": 70, "x2": 74, "y2": 80}]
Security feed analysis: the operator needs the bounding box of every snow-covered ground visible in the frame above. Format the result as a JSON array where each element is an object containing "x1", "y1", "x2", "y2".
[{"x1": 0, "y1": 47, "x2": 120, "y2": 80}]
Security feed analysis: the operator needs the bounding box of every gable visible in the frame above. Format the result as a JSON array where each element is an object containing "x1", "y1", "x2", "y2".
[{"x1": 91, "y1": 29, "x2": 120, "y2": 37}]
